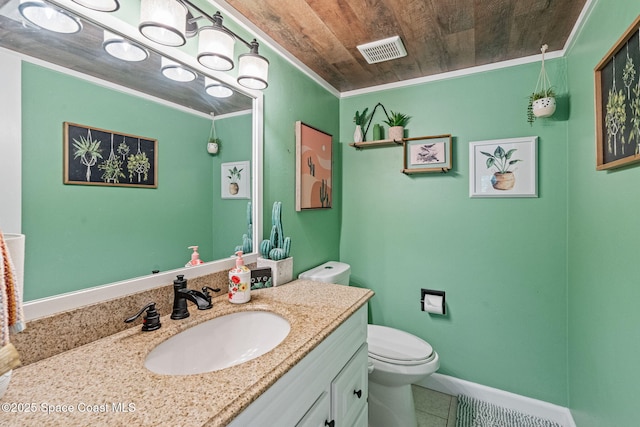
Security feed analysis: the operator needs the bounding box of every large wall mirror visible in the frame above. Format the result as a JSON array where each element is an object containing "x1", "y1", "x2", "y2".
[{"x1": 0, "y1": 0, "x2": 263, "y2": 313}]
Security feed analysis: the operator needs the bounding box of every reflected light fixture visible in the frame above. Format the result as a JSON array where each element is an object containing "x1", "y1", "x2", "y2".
[
  {"x1": 205, "y1": 77, "x2": 233, "y2": 98},
  {"x1": 103, "y1": 31, "x2": 149, "y2": 62},
  {"x1": 161, "y1": 57, "x2": 197, "y2": 82},
  {"x1": 71, "y1": 0, "x2": 119, "y2": 12},
  {"x1": 139, "y1": 0, "x2": 188, "y2": 47},
  {"x1": 197, "y1": 12, "x2": 235, "y2": 71},
  {"x1": 19, "y1": 0, "x2": 82, "y2": 34}
]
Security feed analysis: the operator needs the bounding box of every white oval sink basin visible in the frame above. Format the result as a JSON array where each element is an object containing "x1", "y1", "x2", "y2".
[{"x1": 145, "y1": 311, "x2": 290, "y2": 375}]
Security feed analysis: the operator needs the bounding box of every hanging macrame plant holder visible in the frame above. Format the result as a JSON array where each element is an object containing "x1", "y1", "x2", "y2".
[
  {"x1": 531, "y1": 44, "x2": 556, "y2": 119},
  {"x1": 207, "y1": 112, "x2": 220, "y2": 155}
]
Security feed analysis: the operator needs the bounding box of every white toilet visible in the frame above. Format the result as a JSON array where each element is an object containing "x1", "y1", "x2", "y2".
[{"x1": 299, "y1": 261, "x2": 440, "y2": 427}]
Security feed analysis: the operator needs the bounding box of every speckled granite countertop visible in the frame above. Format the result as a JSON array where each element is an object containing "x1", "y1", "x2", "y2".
[{"x1": 0, "y1": 280, "x2": 373, "y2": 426}]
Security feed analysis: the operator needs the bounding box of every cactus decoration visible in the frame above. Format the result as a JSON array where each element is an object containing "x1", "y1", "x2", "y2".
[
  {"x1": 307, "y1": 157, "x2": 315, "y2": 176},
  {"x1": 260, "y1": 201, "x2": 291, "y2": 261},
  {"x1": 235, "y1": 201, "x2": 253, "y2": 254},
  {"x1": 319, "y1": 179, "x2": 330, "y2": 208}
]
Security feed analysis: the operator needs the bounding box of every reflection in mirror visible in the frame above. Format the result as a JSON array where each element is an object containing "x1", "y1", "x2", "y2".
[{"x1": 0, "y1": 0, "x2": 261, "y2": 302}]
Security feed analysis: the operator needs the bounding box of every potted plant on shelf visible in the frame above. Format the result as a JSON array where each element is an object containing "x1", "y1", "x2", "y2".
[
  {"x1": 383, "y1": 110, "x2": 411, "y2": 141},
  {"x1": 527, "y1": 44, "x2": 557, "y2": 125},
  {"x1": 480, "y1": 145, "x2": 522, "y2": 190},
  {"x1": 353, "y1": 108, "x2": 370, "y2": 143}
]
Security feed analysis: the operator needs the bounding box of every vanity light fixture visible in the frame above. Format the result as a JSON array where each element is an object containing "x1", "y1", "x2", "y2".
[
  {"x1": 71, "y1": 0, "x2": 119, "y2": 12},
  {"x1": 19, "y1": 0, "x2": 82, "y2": 34},
  {"x1": 139, "y1": 0, "x2": 188, "y2": 47},
  {"x1": 237, "y1": 40, "x2": 269, "y2": 90},
  {"x1": 161, "y1": 57, "x2": 197, "y2": 82},
  {"x1": 137, "y1": 0, "x2": 269, "y2": 89},
  {"x1": 197, "y1": 12, "x2": 235, "y2": 71},
  {"x1": 204, "y1": 77, "x2": 233, "y2": 98},
  {"x1": 103, "y1": 31, "x2": 149, "y2": 62}
]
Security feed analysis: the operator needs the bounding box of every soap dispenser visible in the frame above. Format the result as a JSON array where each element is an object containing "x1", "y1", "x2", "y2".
[
  {"x1": 186, "y1": 246, "x2": 204, "y2": 267},
  {"x1": 228, "y1": 251, "x2": 251, "y2": 304}
]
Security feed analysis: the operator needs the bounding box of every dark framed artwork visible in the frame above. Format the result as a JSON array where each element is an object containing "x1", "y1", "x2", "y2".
[
  {"x1": 295, "y1": 121, "x2": 332, "y2": 211},
  {"x1": 64, "y1": 122, "x2": 157, "y2": 188},
  {"x1": 595, "y1": 15, "x2": 640, "y2": 170}
]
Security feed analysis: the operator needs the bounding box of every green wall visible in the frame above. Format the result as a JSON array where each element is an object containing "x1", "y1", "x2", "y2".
[
  {"x1": 261, "y1": 50, "x2": 342, "y2": 275},
  {"x1": 19, "y1": 1, "x2": 640, "y2": 422},
  {"x1": 211, "y1": 113, "x2": 253, "y2": 260},
  {"x1": 21, "y1": 63, "x2": 245, "y2": 300},
  {"x1": 566, "y1": 1, "x2": 640, "y2": 425},
  {"x1": 340, "y1": 61, "x2": 570, "y2": 405}
]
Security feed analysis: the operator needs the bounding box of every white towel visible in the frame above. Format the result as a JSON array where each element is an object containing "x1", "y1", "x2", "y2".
[{"x1": 0, "y1": 229, "x2": 25, "y2": 347}]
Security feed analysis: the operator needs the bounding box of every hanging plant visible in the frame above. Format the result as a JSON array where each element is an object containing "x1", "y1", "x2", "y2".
[
  {"x1": 127, "y1": 139, "x2": 151, "y2": 183},
  {"x1": 99, "y1": 134, "x2": 125, "y2": 183},
  {"x1": 207, "y1": 112, "x2": 221, "y2": 154},
  {"x1": 72, "y1": 128, "x2": 103, "y2": 182},
  {"x1": 527, "y1": 44, "x2": 557, "y2": 125}
]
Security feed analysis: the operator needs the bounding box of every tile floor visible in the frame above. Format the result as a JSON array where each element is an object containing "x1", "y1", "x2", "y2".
[{"x1": 412, "y1": 385, "x2": 457, "y2": 427}]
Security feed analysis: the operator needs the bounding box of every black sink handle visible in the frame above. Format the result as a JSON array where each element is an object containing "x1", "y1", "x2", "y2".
[
  {"x1": 125, "y1": 302, "x2": 161, "y2": 332},
  {"x1": 201, "y1": 286, "x2": 222, "y2": 299}
]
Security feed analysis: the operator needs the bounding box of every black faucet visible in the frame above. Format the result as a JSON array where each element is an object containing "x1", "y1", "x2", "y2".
[{"x1": 170, "y1": 275, "x2": 219, "y2": 320}]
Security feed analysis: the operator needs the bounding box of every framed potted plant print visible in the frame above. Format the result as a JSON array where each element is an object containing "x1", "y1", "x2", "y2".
[
  {"x1": 221, "y1": 161, "x2": 250, "y2": 199},
  {"x1": 469, "y1": 136, "x2": 538, "y2": 198}
]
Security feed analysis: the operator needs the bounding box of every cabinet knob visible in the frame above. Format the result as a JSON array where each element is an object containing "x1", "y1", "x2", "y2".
[
  {"x1": 324, "y1": 420, "x2": 335, "y2": 427},
  {"x1": 354, "y1": 389, "x2": 362, "y2": 399}
]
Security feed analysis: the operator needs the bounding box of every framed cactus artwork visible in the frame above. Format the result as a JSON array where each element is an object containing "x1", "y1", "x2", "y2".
[
  {"x1": 595, "y1": 15, "x2": 640, "y2": 170},
  {"x1": 295, "y1": 121, "x2": 333, "y2": 210},
  {"x1": 221, "y1": 161, "x2": 250, "y2": 199}
]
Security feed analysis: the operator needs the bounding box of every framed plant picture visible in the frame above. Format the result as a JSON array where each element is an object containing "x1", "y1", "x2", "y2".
[
  {"x1": 402, "y1": 135, "x2": 452, "y2": 174},
  {"x1": 64, "y1": 122, "x2": 157, "y2": 188},
  {"x1": 595, "y1": 15, "x2": 640, "y2": 170},
  {"x1": 295, "y1": 121, "x2": 332, "y2": 211},
  {"x1": 469, "y1": 136, "x2": 538, "y2": 198},
  {"x1": 221, "y1": 161, "x2": 250, "y2": 199}
]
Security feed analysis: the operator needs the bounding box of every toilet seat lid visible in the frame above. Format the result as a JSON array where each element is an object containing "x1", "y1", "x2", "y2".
[{"x1": 368, "y1": 324, "x2": 433, "y2": 362}]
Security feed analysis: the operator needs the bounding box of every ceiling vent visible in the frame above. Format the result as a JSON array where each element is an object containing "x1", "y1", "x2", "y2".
[{"x1": 357, "y1": 36, "x2": 407, "y2": 64}]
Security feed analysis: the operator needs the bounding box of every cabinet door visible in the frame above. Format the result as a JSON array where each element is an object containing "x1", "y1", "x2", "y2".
[
  {"x1": 296, "y1": 390, "x2": 332, "y2": 427},
  {"x1": 331, "y1": 344, "x2": 368, "y2": 426},
  {"x1": 351, "y1": 404, "x2": 368, "y2": 427}
]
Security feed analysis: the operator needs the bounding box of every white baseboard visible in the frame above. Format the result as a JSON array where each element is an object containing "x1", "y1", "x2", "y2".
[{"x1": 416, "y1": 373, "x2": 576, "y2": 427}]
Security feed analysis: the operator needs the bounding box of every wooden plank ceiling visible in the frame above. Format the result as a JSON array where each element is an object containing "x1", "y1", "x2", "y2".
[{"x1": 225, "y1": 0, "x2": 588, "y2": 92}]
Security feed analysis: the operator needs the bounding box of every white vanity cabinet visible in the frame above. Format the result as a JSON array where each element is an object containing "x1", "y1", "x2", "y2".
[{"x1": 228, "y1": 305, "x2": 368, "y2": 427}]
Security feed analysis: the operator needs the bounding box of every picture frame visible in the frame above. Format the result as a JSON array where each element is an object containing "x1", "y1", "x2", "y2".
[
  {"x1": 594, "y1": 15, "x2": 640, "y2": 170},
  {"x1": 295, "y1": 121, "x2": 333, "y2": 211},
  {"x1": 402, "y1": 135, "x2": 452, "y2": 174},
  {"x1": 221, "y1": 161, "x2": 250, "y2": 199},
  {"x1": 469, "y1": 136, "x2": 538, "y2": 198},
  {"x1": 64, "y1": 122, "x2": 157, "y2": 188}
]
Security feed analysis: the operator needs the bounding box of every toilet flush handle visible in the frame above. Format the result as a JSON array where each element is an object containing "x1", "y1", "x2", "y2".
[
  {"x1": 324, "y1": 420, "x2": 335, "y2": 427},
  {"x1": 354, "y1": 389, "x2": 362, "y2": 398}
]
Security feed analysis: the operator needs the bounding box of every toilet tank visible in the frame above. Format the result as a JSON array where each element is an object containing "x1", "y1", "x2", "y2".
[{"x1": 298, "y1": 261, "x2": 351, "y2": 286}]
